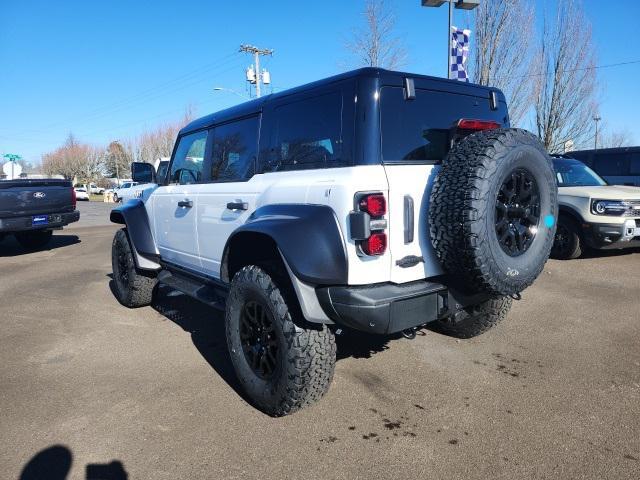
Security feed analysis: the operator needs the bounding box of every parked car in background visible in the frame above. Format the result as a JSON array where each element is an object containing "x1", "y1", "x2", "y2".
[
  {"x1": 561, "y1": 146, "x2": 640, "y2": 186},
  {"x1": 74, "y1": 187, "x2": 89, "y2": 201},
  {"x1": 112, "y1": 182, "x2": 138, "y2": 202},
  {"x1": 88, "y1": 183, "x2": 105, "y2": 195},
  {"x1": 551, "y1": 157, "x2": 640, "y2": 259},
  {"x1": 0, "y1": 178, "x2": 79, "y2": 249}
]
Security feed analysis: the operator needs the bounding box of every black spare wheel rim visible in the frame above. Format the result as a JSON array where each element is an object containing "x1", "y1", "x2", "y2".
[
  {"x1": 240, "y1": 300, "x2": 278, "y2": 380},
  {"x1": 495, "y1": 168, "x2": 540, "y2": 257}
]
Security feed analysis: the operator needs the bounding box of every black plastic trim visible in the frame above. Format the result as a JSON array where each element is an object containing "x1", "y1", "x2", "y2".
[
  {"x1": 110, "y1": 200, "x2": 159, "y2": 260},
  {"x1": 224, "y1": 204, "x2": 348, "y2": 285},
  {"x1": 317, "y1": 280, "x2": 449, "y2": 334}
]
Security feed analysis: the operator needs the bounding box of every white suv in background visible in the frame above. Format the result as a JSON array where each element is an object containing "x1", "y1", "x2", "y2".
[
  {"x1": 551, "y1": 157, "x2": 640, "y2": 259},
  {"x1": 112, "y1": 182, "x2": 138, "y2": 203}
]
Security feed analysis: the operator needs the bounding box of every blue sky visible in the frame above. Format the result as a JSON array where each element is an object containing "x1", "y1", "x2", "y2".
[{"x1": 1, "y1": 0, "x2": 639, "y2": 164}]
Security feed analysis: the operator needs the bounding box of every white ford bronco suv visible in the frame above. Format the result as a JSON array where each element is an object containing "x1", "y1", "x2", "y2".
[
  {"x1": 110, "y1": 68, "x2": 558, "y2": 416},
  {"x1": 551, "y1": 156, "x2": 640, "y2": 259}
]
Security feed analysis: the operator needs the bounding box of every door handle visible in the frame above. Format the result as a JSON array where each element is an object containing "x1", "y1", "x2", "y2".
[
  {"x1": 178, "y1": 199, "x2": 193, "y2": 208},
  {"x1": 226, "y1": 201, "x2": 248, "y2": 211}
]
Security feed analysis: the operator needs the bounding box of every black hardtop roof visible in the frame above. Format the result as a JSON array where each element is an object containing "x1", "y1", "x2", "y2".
[{"x1": 181, "y1": 67, "x2": 503, "y2": 135}]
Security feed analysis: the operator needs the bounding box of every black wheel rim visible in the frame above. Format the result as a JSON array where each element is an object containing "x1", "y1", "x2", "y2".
[
  {"x1": 117, "y1": 250, "x2": 129, "y2": 286},
  {"x1": 495, "y1": 169, "x2": 541, "y2": 257},
  {"x1": 239, "y1": 300, "x2": 278, "y2": 380},
  {"x1": 554, "y1": 224, "x2": 570, "y2": 255}
]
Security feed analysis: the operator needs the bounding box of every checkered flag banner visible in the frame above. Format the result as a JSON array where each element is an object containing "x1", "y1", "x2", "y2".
[{"x1": 450, "y1": 27, "x2": 471, "y2": 82}]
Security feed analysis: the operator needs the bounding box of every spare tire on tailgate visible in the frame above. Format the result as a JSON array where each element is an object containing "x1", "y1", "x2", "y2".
[{"x1": 429, "y1": 128, "x2": 558, "y2": 296}]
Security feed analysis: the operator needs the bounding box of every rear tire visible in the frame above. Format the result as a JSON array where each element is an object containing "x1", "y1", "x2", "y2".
[
  {"x1": 225, "y1": 265, "x2": 336, "y2": 417},
  {"x1": 111, "y1": 228, "x2": 157, "y2": 307},
  {"x1": 15, "y1": 230, "x2": 53, "y2": 250},
  {"x1": 551, "y1": 217, "x2": 583, "y2": 260},
  {"x1": 432, "y1": 296, "x2": 512, "y2": 339}
]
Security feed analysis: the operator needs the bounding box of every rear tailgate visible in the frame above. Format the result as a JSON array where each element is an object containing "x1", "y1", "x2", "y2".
[
  {"x1": 379, "y1": 84, "x2": 508, "y2": 283},
  {"x1": 0, "y1": 179, "x2": 74, "y2": 218}
]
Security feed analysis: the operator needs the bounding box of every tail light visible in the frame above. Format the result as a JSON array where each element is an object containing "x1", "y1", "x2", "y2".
[
  {"x1": 362, "y1": 232, "x2": 387, "y2": 256},
  {"x1": 71, "y1": 187, "x2": 77, "y2": 210},
  {"x1": 359, "y1": 193, "x2": 386, "y2": 217},
  {"x1": 350, "y1": 192, "x2": 388, "y2": 256},
  {"x1": 457, "y1": 119, "x2": 501, "y2": 132}
]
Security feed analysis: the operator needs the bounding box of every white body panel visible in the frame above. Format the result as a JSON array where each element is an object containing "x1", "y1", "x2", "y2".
[
  {"x1": 559, "y1": 185, "x2": 640, "y2": 224},
  {"x1": 383, "y1": 164, "x2": 444, "y2": 283},
  {"x1": 150, "y1": 184, "x2": 201, "y2": 271}
]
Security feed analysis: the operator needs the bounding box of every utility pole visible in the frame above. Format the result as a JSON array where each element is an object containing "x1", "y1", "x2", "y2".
[
  {"x1": 239, "y1": 44, "x2": 273, "y2": 97},
  {"x1": 593, "y1": 115, "x2": 602, "y2": 150}
]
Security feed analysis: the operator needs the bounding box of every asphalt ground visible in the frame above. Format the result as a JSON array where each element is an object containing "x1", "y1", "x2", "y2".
[{"x1": 1, "y1": 212, "x2": 639, "y2": 479}]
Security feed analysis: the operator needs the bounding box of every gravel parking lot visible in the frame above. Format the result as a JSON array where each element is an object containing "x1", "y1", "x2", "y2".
[{"x1": 1, "y1": 221, "x2": 639, "y2": 479}]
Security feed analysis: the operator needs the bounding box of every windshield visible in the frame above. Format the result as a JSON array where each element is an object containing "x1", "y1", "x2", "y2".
[{"x1": 554, "y1": 159, "x2": 607, "y2": 187}]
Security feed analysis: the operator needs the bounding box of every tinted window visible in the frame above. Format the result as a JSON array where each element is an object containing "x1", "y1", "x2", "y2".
[
  {"x1": 380, "y1": 87, "x2": 504, "y2": 162},
  {"x1": 169, "y1": 130, "x2": 207, "y2": 185},
  {"x1": 265, "y1": 92, "x2": 344, "y2": 172},
  {"x1": 593, "y1": 153, "x2": 629, "y2": 176},
  {"x1": 553, "y1": 160, "x2": 606, "y2": 187},
  {"x1": 156, "y1": 161, "x2": 169, "y2": 183},
  {"x1": 629, "y1": 153, "x2": 640, "y2": 175},
  {"x1": 211, "y1": 116, "x2": 258, "y2": 182}
]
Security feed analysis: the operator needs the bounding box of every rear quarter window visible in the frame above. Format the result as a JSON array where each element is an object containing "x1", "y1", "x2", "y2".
[{"x1": 262, "y1": 91, "x2": 347, "y2": 172}]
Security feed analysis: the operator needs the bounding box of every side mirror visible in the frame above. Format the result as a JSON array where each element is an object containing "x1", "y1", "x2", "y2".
[{"x1": 131, "y1": 162, "x2": 156, "y2": 184}]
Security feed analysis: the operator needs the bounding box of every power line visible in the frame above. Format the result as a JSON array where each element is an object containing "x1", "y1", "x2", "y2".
[
  {"x1": 5, "y1": 51, "x2": 241, "y2": 135},
  {"x1": 508, "y1": 59, "x2": 640, "y2": 80}
]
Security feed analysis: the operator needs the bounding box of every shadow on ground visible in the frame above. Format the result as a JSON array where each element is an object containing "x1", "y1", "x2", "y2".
[
  {"x1": 109, "y1": 279, "x2": 395, "y2": 405},
  {"x1": 0, "y1": 234, "x2": 80, "y2": 257},
  {"x1": 19, "y1": 445, "x2": 127, "y2": 480},
  {"x1": 576, "y1": 246, "x2": 640, "y2": 260}
]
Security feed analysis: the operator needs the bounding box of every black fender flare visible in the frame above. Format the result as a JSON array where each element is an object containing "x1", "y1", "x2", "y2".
[
  {"x1": 110, "y1": 200, "x2": 160, "y2": 270},
  {"x1": 222, "y1": 204, "x2": 348, "y2": 285}
]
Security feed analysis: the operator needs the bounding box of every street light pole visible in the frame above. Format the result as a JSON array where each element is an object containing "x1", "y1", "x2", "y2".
[
  {"x1": 593, "y1": 115, "x2": 602, "y2": 150},
  {"x1": 448, "y1": 0, "x2": 453, "y2": 79},
  {"x1": 421, "y1": 1, "x2": 480, "y2": 78}
]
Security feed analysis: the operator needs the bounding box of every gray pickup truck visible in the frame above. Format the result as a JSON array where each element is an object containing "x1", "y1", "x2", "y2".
[{"x1": 0, "y1": 179, "x2": 80, "y2": 249}]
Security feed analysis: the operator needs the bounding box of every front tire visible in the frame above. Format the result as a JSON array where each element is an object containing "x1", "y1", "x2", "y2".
[
  {"x1": 432, "y1": 296, "x2": 513, "y2": 339},
  {"x1": 225, "y1": 265, "x2": 336, "y2": 417},
  {"x1": 15, "y1": 230, "x2": 53, "y2": 250},
  {"x1": 551, "y1": 217, "x2": 583, "y2": 260},
  {"x1": 111, "y1": 228, "x2": 157, "y2": 307}
]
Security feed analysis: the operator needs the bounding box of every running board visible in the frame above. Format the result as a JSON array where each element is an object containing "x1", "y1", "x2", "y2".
[{"x1": 157, "y1": 269, "x2": 227, "y2": 310}]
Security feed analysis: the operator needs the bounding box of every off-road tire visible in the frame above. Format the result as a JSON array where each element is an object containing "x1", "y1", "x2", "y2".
[
  {"x1": 111, "y1": 228, "x2": 157, "y2": 308},
  {"x1": 551, "y1": 216, "x2": 583, "y2": 260},
  {"x1": 429, "y1": 128, "x2": 558, "y2": 296},
  {"x1": 432, "y1": 296, "x2": 512, "y2": 339},
  {"x1": 225, "y1": 265, "x2": 336, "y2": 417},
  {"x1": 15, "y1": 230, "x2": 53, "y2": 250}
]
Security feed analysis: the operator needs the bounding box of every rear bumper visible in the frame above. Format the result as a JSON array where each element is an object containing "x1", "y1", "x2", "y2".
[
  {"x1": 316, "y1": 279, "x2": 487, "y2": 335},
  {"x1": 0, "y1": 211, "x2": 80, "y2": 233},
  {"x1": 583, "y1": 219, "x2": 640, "y2": 250}
]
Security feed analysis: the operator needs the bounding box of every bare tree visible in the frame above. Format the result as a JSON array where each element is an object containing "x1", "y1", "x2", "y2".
[
  {"x1": 533, "y1": 0, "x2": 597, "y2": 153},
  {"x1": 41, "y1": 133, "x2": 99, "y2": 182},
  {"x1": 344, "y1": 0, "x2": 407, "y2": 70},
  {"x1": 129, "y1": 107, "x2": 196, "y2": 165},
  {"x1": 600, "y1": 128, "x2": 634, "y2": 149},
  {"x1": 471, "y1": 0, "x2": 535, "y2": 126}
]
